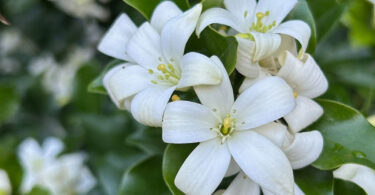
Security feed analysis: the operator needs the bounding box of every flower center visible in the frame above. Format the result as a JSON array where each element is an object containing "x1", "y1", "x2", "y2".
[
  {"x1": 148, "y1": 60, "x2": 181, "y2": 86},
  {"x1": 220, "y1": 116, "x2": 233, "y2": 135},
  {"x1": 249, "y1": 11, "x2": 276, "y2": 33}
]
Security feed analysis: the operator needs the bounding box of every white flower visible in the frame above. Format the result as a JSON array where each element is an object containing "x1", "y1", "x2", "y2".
[
  {"x1": 162, "y1": 56, "x2": 296, "y2": 194},
  {"x1": 0, "y1": 169, "x2": 11, "y2": 195},
  {"x1": 334, "y1": 163, "x2": 375, "y2": 194},
  {"x1": 18, "y1": 137, "x2": 96, "y2": 195},
  {"x1": 103, "y1": 4, "x2": 225, "y2": 127},
  {"x1": 48, "y1": 0, "x2": 109, "y2": 21},
  {"x1": 196, "y1": 0, "x2": 311, "y2": 78}
]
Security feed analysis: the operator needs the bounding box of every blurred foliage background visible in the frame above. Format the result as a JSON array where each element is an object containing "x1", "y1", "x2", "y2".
[{"x1": 0, "y1": 0, "x2": 374, "y2": 194}]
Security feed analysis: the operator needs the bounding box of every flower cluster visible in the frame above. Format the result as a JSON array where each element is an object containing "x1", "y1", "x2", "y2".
[
  {"x1": 18, "y1": 137, "x2": 96, "y2": 195},
  {"x1": 98, "y1": 0, "x2": 328, "y2": 194}
]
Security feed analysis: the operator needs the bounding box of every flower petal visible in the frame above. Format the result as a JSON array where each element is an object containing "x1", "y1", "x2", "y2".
[
  {"x1": 175, "y1": 139, "x2": 231, "y2": 195},
  {"x1": 228, "y1": 131, "x2": 294, "y2": 194},
  {"x1": 235, "y1": 37, "x2": 260, "y2": 78},
  {"x1": 334, "y1": 164, "x2": 375, "y2": 195},
  {"x1": 103, "y1": 64, "x2": 151, "y2": 110},
  {"x1": 250, "y1": 32, "x2": 281, "y2": 62},
  {"x1": 98, "y1": 14, "x2": 137, "y2": 61},
  {"x1": 126, "y1": 22, "x2": 162, "y2": 69},
  {"x1": 284, "y1": 96, "x2": 324, "y2": 133},
  {"x1": 284, "y1": 130, "x2": 324, "y2": 169},
  {"x1": 278, "y1": 51, "x2": 328, "y2": 98},
  {"x1": 238, "y1": 70, "x2": 271, "y2": 94},
  {"x1": 161, "y1": 4, "x2": 202, "y2": 64},
  {"x1": 150, "y1": 1, "x2": 182, "y2": 33},
  {"x1": 225, "y1": 158, "x2": 241, "y2": 177},
  {"x1": 263, "y1": 183, "x2": 305, "y2": 195},
  {"x1": 224, "y1": 0, "x2": 256, "y2": 28},
  {"x1": 232, "y1": 76, "x2": 295, "y2": 130},
  {"x1": 42, "y1": 137, "x2": 64, "y2": 159},
  {"x1": 131, "y1": 86, "x2": 176, "y2": 127},
  {"x1": 196, "y1": 8, "x2": 247, "y2": 36},
  {"x1": 194, "y1": 56, "x2": 234, "y2": 119},
  {"x1": 178, "y1": 52, "x2": 222, "y2": 88},
  {"x1": 255, "y1": 0, "x2": 297, "y2": 27},
  {"x1": 273, "y1": 20, "x2": 311, "y2": 54},
  {"x1": 253, "y1": 122, "x2": 287, "y2": 147},
  {"x1": 162, "y1": 101, "x2": 219, "y2": 143},
  {"x1": 223, "y1": 172, "x2": 260, "y2": 195}
]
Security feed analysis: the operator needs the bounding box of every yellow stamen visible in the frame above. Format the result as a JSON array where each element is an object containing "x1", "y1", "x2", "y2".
[
  {"x1": 157, "y1": 64, "x2": 167, "y2": 72},
  {"x1": 294, "y1": 92, "x2": 298, "y2": 98},
  {"x1": 256, "y1": 12, "x2": 265, "y2": 19},
  {"x1": 148, "y1": 69, "x2": 154, "y2": 74},
  {"x1": 220, "y1": 116, "x2": 232, "y2": 135},
  {"x1": 171, "y1": 94, "x2": 181, "y2": 102}
]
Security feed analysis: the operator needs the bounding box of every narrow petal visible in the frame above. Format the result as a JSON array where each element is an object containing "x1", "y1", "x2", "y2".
[
  {"x1": 175, "y1": 139, "x2": 231, "y2": 195},
  {"x1": 151, "y1": 1, "x2": 182, "y2": 33},
  {"x1": 253, "y1": 122, "x2": 287, "y2": 147},
  {"x1": 334, "y1": 164, "x2": 375, "y2": 195},
  {"x1": 18, "y1": 138, "x2": 43, "y2": 165},
  {"x1": 255, "y1": 0, "x2": 297, "y2": 27},
  {"x1": 235, "y1": 37, "x2": 260, "y2": 78},
  {"x1": 232, "y1": 76, "x2": 295, "y2": 130},
  {"x1": 103, "y1": 64, "x2": 151, "y2": 110},
  {"x1": 178, "y1": 52, "x2": 222, "y2": 88},
  {"x1": 98, "y1": 14, "x2": 137, "y2": 61},
  {"x1": 131, "y1": 86, "x2": 176, "y2": 127},
  {"x1": 225, "y1": 158, "x2": 240, "y2": 177},
  {"x1": 223, "y1": 172, "x2": 260, "y2": 195},
  {"x1": 196, "y1": 8, "x2": 247, "y2": 36},
  {"x1": 162, "y1": 101, "x2": 219, "y2": 144},
  {"x1": 250, "y1": 32, "x2": 281, "y2": 62},
  {"x1": 278, "y1": 51, "x2": 328, "y2": 98},
  {"x1": 42, "y1": 137, "x2": 64, "y2": 159},
  {"x1": 284, "y1": 130, "x2": 324, "y2": 169},
  {"x1": 161, "y1": 4, "x2": 202, "y2": 64},
  {"x1": 126, "y1": 22, "x2": 162, "y2": 69},
  {"x1": 238, "y1": 70, "x2": 271, "y2": 94},
  {"x1": 273, "y1": 20, "x2": 311, "y2": 54},
  {"x1": 194, "y1": 56, "x2": 234, "y2": 119},
  {"x1": 284, "y1": 96, "x2": 324, "y2": 133},
  {"x1": 224, "y1": 0, "x2": 256, "y2": 29},
  {"x1": 228, "y1": 131, "x2": 294, "y2": 194}
]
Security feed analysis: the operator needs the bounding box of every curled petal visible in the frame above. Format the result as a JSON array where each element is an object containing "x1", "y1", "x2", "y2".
[
  {"x1": 273, "y1": 20, "x2": 311, "y2": 54},
  {"x1": 253, "y1": 122, "x2": 287, "y2": 147},
  {"x1": 334, "y1": 164, "x2": 375, "y2": 195},
  {"x1": 250, "y1": 32, "x2": 281, "y2": 62},
  {"x1": 151, "y1": 1, "x2": 182, "y2": 33},
  {"x1": 235, "y1": 37, "x2": 260, "y2": 78}
]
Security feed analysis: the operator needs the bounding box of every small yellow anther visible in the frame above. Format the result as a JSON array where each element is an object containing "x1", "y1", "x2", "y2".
[
  {"x1": 294, "y1": 92, "x2": 298, "y2": 98},
  {"x1": 256, "y1": 12, "x2": 265, "y2": 19},
  {"x1": 157, "y1": 64, "x2": 166, "y2": 72},
  {"x1": 151, "y1": 80, "x2": 158, "y2": 84},
  {"x1": 265, "y1": 11, "x2": 270, "y2": 16},
  {"x1": 148, "y1": 69, "x2": 154, "y2": 74},
  {"x1": 244, "y1": 11, "x2": 248, "y2": 18},
  {"x1": 171, "y1": 94, "x2": 181, "y2": 101}
]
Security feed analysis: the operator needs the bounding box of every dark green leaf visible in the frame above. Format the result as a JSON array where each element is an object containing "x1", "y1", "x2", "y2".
[
  {"x1": 201, "y1": 0, "x2": 223, "y2": 11},
  {"x1": 295, "y1": 166, "x2": 334, "y2": 195},
  {"x1": 0, "y1": 84, "x2": 19, "y2": 124},
  {"x1": 27, "y1": 186, "x2": 51, "y2": 195},
  {"x1": 87, "y1": 60, "x2": 123, "y2": 95},
  {"x1": 311, "y1": 99, "x2": 375, "y2": 170},
  {"x1": 119, "y1": 156, "x2": 170, "y2": 195},
  {"x1": 334, "y1": 179, "x2": 366, "y2": 195},
  {"x1": 126, "y1": 125, "x2": 166, "y2": 155},
  {"x1": 162, "y1": 144, "x2": 197, "y2": 195}
]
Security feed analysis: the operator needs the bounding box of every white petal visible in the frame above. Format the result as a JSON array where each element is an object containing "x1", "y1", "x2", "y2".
[
  {"x1": 175, "y1": 139, "x2": 231, "y2": 195},
  {"x1": 178, "y1": 52, "x2": 222, "y2": 88},
  {"x1": 0, "y1": 170, "x2": 11, "y2": 194},
  {"x1": 278, "y1": 51, "x2": 328, "y2": 98},
  {"x1": 223, "y1": 172, "x2": 260, "y2": 195},
  {"x1": 76, "y1": 167, "x2": 97, "y2": 194},
  {"x1": 224, "y1": 0, "x2": 256, "y2": 28},
  {"x1": 334, "y1": 164, "x2": 375, "y2": 195},
  {"x1": 232, "y1": 76, "x2": 295, "y2": 130},
  {"x1": 263, "y1": 183, "x2": 305, "y2": 195},
  {"x1": 225, "y1": 158, "x2": 241, "y2": 177},
  {"x1": 42, "y1": 137, "x2": 64, "y2": 159},
  {"x1": 103, "y1": 64, "x2": 151, "y2": 110},
  {"x1": 98, "y1": 14, "x2": 137, "y2": 61},
  {"x1": 273, "y1": 20, "x2": 311, "y2": 54},
  {"x1": 284, "y1": 96, "x2": 324, "y2": 133},
  {"x1": 235, "y1": 37, "x2": 260, "y2": 78},
  {"x1": 250, "y1": 32, "x2": 281, "y2": 62},
  {"x1": 253, "y1": 122, "x2": 287, "y2": 147},
  {"x1": 161, "y1": 4, "x2": 202, "y2": 64},
  {"x1": 18, "y1": 138, "x2": 43, "y2": 165},
  {"x1": 272, "y1": 35, "x2": 298, "y2": 57},
  {"x1": 162, "y1": 101, "x2": 219, "y2": 143},
  {"x1": 255, "y1": 0, "x2": 297, "y2": 27},
  {"x1": 228, "y1": 131, "x2": 294, "y2": 194},
  {"x1": 238, "y1": 70, "x2": 271, "y2": 94},
  {"x1": 284, "y1": 131, "x2": 324, "y2": 169},
  {"x1": 194, "y1": 56, "x2": 234, "y2": 119},
  {"x1": 150, "y1": 1, "x2": 182, "y2": 33},
  {"x1": 196, "y1": 8, "x2": 247, "y2": 36},
  {"x1": 131, "y1": 86, "x2": 176, "y2": 127},
  {"x1": 126, "y1": 22, "x2": 162, "y2": 69}
]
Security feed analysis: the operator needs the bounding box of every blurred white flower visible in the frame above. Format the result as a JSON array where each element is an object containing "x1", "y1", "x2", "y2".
[
  {"x1": 49, "y1": 0, "x2": 109, "y2": 21},
  {"x1": 18, "y1": 137, "x2": 96, "y2": 195},
  {"x1": 368, "y1": 115, "x2": 375, "y2": 126},
  {"x1": 0, "y1": 169, "x2": 11, "y2": 195},
  {"x1": 334, "y1": 163, "x2": 375, "y2": 194}
]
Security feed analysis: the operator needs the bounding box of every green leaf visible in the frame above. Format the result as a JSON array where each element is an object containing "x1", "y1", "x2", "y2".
[
  {"x1": 0, "y1": 84, "x2": 19, "y2": 124},
  {"x1": 201, "y1": 0, "x2": 223, "y2": 11},
  {"x1": 162, "y1": 144, "x2": 197, "y2": 195},
  {"x1": 287, "y1": 0, "x2": 317, "y2": 53},
  {"x1": 119, "y1": 156, "x2": 170, "y2": 195},
  {"x1": 311, "y1": 99, "x2": 375, "y2": 170},
  {"x1": 294, "y1": 166, "x2": 334, "y2": 195},
  {"x1": 126, "y1": 125, "x2": 166, "y2": 155},
  {"x1": 87, "y1": 60, "x2": 123, "y2": 95},
  {"x1": 27, "y1": 186, "x2": 51, "y2": 195},
  {"x1": 334, "y1": 179, "x2": 366, "y2": 195}
]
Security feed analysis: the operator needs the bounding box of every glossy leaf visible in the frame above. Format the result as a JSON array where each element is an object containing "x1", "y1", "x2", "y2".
[
  {"x1": 27, "y1": 186, "x2": 51, "y2": 195},
  {"x1": 87, "y1": 60, "x2": 123, "y2": 95},
  {"x1": 0, "y1": 85, "x2": 19, "y2": 124},
  {"x1": 334, "y1": 179, "x2": 366, "y2": 195},
  {"x1": 295, "y1": 166, "x2": 334, "y2": 195},
  {"x1": 119, "y1": 156, "x2": 170, "y2": 195},
  {"x1": 201, "y1": 0, "x2": 223, "y2": 11},
  {"x1": 162, "y1": 144, "x2": 197, "y2": 195},
  {"x1": 126, "y1": 125, "x2": 166, "y2": 155},
  {"x1": 311, "y1": 99, "x2": 375, "y2": 170}
]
